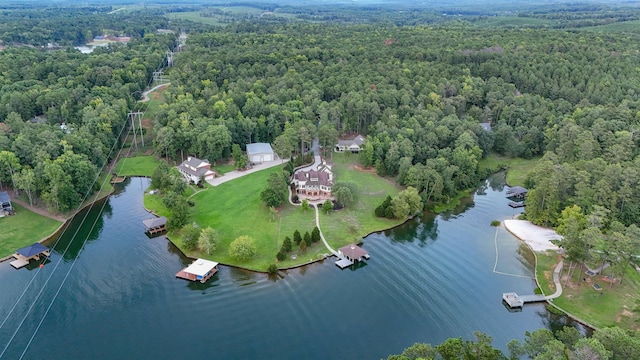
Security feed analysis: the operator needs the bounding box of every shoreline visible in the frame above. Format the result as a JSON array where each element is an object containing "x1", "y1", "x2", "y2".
[
  {"x1": 0, "y1": 187, "x2": 115, "y2": 264},
  {"x1": 502, "y1": 218, "x2": 598, "y2": 331}
]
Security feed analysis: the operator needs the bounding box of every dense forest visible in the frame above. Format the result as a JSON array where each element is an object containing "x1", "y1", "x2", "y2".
[
  {"x1": 0, "y1": 10, "x2": 176, "y2": 211},
  {"x1": 157, "y1": 21, "x2": 640, "y2": 224},
  {"x1": 1, "y1": 2, "x2": 640, "y2": 357}
]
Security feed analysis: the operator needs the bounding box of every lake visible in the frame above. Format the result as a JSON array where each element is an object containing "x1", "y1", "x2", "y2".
[{"x1": 0, "y1": 173, "x2": 585, "y2": 359}]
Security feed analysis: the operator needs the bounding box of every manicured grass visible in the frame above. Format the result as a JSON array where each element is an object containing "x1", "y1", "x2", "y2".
[
  {"x1": 319, "y1": 152, "x2": 403, "y2": 250},
  {"x1": 0, "y1": 204, "x2": 62, "y2": 258},
  {"x1": 145, "y1": 152, "x2": 405, "y2": 271},
  {"x1": 114, "y1": 155, "x2": 161, "y2": 177},
  {"x1": 169, "y1": 166, "x2": 320, "y2": 271},
  {"x1": 478, "y1": 153, "x2": 540, "y2": 186},
  {"x1": 536, "y1": 251, "x2": 640, "y2": 330},
  {"x1": 212, "y1": 164, "x2": 235, "y2": 174}
]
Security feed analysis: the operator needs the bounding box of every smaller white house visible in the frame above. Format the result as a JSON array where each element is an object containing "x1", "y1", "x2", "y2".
[
  {"x1": 246, "y1": 143, "x2": 275, "y2": 163},
  {"x1": 335, "y1": 134, "x2": 366, "y2": 153},
  {"x1": 177, "y1": 157, "x2": 216, "y2": 184}
]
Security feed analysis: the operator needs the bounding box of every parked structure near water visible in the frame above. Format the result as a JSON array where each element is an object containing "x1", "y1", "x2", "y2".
[
  {"x1": 10, "y1": 243, "x2": 50, "y2": 269},
  {"x1": 143, "y1": 216, "x2": 167, "y2": 235},
  {"x1": 506, "y1": 186, "x2": 528, "y2": 200},
  {"x1": 335, "y1": 244, "x2": 370, "y2": 269},
  {"x1": 176, "y1": 258, "x2": 219, "y2": 283}
]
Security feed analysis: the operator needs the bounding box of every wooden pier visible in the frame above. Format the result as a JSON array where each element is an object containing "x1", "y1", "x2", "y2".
[
  {"x1": 503, "y1": 261, "x2": 564, "y2": 309},
  {"x1": 502, "y1": 292, "x2": 546, "y2": 308}
]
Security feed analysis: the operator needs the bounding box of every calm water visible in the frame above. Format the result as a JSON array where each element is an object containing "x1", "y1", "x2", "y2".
[{"x1": 0, "y1": 174, "x2": 585, "y2": 359}]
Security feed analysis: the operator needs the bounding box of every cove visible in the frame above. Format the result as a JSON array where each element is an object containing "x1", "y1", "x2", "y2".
[{"x1": 0, "y1": 174, "x2": 587, "y2": 359}]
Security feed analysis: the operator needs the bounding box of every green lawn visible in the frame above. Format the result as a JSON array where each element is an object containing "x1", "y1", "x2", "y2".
[
  {"x1": 319, "y1": 152, "x2": 403, "y2": 250},
  {"x1": 212, "y1": 164, "x2": 235, "y2": 174},
  {"x1": 143, "y1": 152, "x2": 404, "y2": 271},
  {"x1": 478, "y1": 153, "x2": 540, "y2": 186},
  {"x1": 536, "y1": 251, "x2": 640, "y2": 330},
  {"x1": 114, "y1": 155, "x2": 160, "y2": 177},
  {"x1": 0, "y1": 204, "x2": 62, "y2": 258},
  {"x1": 167, "y1": 166, "x2": 320, "y2": 271}
]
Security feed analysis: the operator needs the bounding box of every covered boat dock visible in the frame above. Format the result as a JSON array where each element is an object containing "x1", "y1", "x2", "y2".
[
  {"x1": 143, "y1": 216, "x2": 167, "y2": 235},
  {"x1": 176, "y1": 258, "x2": 219, "y2": 283},
  {"x1": 335, "y1": 244, "x2": 370, "y2": 269},
  {"x1": 10, "y1": 243, "x2": 50, "y2": 269}
]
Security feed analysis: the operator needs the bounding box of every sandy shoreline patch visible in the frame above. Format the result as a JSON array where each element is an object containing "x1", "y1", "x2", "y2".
[{"x1": 503, "y1": 219, "x2": 561, "y2": 252}]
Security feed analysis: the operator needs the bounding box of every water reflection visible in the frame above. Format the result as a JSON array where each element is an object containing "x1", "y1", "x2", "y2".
[{"x1": 51, "y1": 198, "x2": 109, "y2": 261}]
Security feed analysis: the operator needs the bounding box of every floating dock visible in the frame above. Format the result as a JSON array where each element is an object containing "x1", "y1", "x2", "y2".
[{"x1": 508, "y1": 202, "x2": 525, "y2": 208}]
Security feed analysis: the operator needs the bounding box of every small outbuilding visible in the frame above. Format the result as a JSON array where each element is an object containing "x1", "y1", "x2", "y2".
[
  {"x1": 246, "y1": 143, "x2": 275, "y2": 163},
  {"x1": 176, "y1": 258, "x2": 219, "y2": 283}
]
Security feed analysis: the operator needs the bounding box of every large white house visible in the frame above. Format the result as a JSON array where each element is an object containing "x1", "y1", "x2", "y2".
[
  {"x1": 292, "y1": 160, "x2": 333, "y2": 198},
  {"x1": 246, "y1": 143, "x2": 275, "y2": 163},
  {"x1": 176, "y1": 157, "x2": 216, "y2": 184},
  {"x1": 335, "y1": 134, "x2": 366, "y2": 153}
]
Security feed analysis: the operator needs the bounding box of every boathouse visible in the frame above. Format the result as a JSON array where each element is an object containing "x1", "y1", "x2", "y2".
[
  {"x1": 10, "y1": 243, "x2": 50, "y2": 269},
  {"x1": 335, "y1": 244, "x2": 370, "y2": 269},
  {"x1": 176, "y1": 258, "x2": 218, "y2": 283},
  {"x1": 143, "y1": 216, "x2": 167, "y2": 235},
  {"x1": 506, "y1": 186, "x2": 528, "y2": 200}
]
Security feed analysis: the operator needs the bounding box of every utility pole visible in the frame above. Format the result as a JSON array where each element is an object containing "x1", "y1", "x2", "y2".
[{"x1": 128, "y1": 111, "x2": 144, "y2": 149}]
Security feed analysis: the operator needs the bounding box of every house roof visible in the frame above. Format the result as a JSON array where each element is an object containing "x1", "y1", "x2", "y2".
[
  {"x1": 339, "y1": 244, "x2": 368, "y2": 259},
  {"x1": 143, "y1": 216, "x2": 167, "y2": 229},
  {"x1": 506, "y1": 186, "x2": 528, "y2": 196},
  {"x1": 294, "y1": 169, "x2": 332, "y2": 187},
  {"x1": 16, "y1": 243, "x2": 49, "y2": 258},
  {"x1": 337, "y1": 134, "x2": 366, "y2": 147},
  {"x1": 246, "y1": 143, "x2": 274, "y2": 155},
  {"x1": 184, "y1": 258, "x2": 219, "y2": 277},
  {"x1": 0, "y1": 191, "x2": 10, "y2": 204},
  {"x1": 177, "y1": 164, "x2": 214, "y2": 178},
  {"x1": 181, "y1": 156, "x2": 209, "y2": 169}
]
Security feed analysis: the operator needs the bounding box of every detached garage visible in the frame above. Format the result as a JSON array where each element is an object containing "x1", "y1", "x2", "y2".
[{"x1": 246, "y1": 143, "x2": 275, "y2": 163}]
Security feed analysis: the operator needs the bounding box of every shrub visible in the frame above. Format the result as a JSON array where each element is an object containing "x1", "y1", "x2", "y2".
[
  {"x1": 228, "y1": 235, "x2": 257, "y2": 261},
  {"x1": 491, "y1": 220, "x2": 501, "y2": 226},
  {"x1": 267, "y1": 264, "x2": 279, "y2": 274},
  {"x1": 276, "y1": 251, "x2": 286, "y2": 261}
]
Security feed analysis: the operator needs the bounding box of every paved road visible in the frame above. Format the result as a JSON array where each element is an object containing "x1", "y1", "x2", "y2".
[{"x1": 206, "y1": 158, "x2": 288, "y2": 187}]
